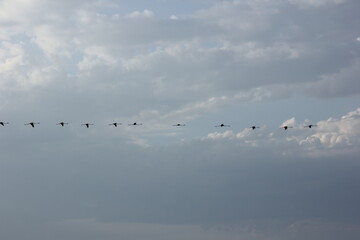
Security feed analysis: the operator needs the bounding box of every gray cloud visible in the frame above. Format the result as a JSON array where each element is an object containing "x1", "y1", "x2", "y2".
[{"x1": 1, "y1": 0, "x2": 358, "y2": 114}]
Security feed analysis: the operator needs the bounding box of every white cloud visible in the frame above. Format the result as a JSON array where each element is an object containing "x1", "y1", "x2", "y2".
[
  {"x1": 32, "y1": 25, "x2": 72, "y2": 57},
  {"x1": 162, "y1": 95, "x2": 230, "y2": 121},
  {"x1": 77, "y1": 46, "x2": 117, "y2": 71},
  {"x1": 281, "y1": 117, "x2": 297, "y2": 128},
  {"x1": 126, "y1": 9, "x2": 154, "y2": 18},
  {"x1": 241, "y1": 42, "x2": 301, "y2": 60},
  {"x1": 170, "y1": 15, "x2": 178, "y2": 20},
  {"x1": 202, "y1": 108, "x2": 360, "y2": 156},
  {"x1": 0, "y1": 0, "x2": 42, "y2": 25},
  {"x1": 204, "y1": 130, "x2": 235, "y2": 140},
  {"x1": 0, "y1": 41, "x2": 27, "y2": 73},
  {"x1": 300, "y1": 108, "x2": 360, "y2": 149},
  {"x1": 0, "y1": 41, "x2": 60, "y2": 90},
  {"x1": 120, "y1": 53, "x2": 151, "y2": 72}
]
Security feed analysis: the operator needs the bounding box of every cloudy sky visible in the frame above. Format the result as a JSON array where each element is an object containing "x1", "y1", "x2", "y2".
[{"x1": 0, "y1": 0, "x2": 360, "y2": 239}]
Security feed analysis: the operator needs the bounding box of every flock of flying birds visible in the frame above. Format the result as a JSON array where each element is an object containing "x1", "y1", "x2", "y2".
[{"x1": 0, "y1": 121, "x2": 317, "y2": 130}]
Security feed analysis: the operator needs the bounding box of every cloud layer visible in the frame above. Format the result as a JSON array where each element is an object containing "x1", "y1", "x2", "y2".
[{"x1": 0, "y1": 0, "x2": 359, "y2": 239}]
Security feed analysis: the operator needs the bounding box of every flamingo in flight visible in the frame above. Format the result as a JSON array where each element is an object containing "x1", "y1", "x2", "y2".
[
  {"x1": 250, "y1": 126, "x2": 260, "y2": 130},
  {"x1": 280, "y1": 126, "x2": 293, "y2": 130},
  {"x1": 109, "y1": 122, "x2": 122, "y2": 127},
  {"x1": 304, "y1": 124, "x2": 317, "y2": 128},
  {"x1": 81, "y1": 123, "x2": 94, "y2": 128},
  {"x1": 215, "y1": 123, "x2": 230, "y2": 127},
  {"x1": 128, "y1": 122, "x2": 143, "y2": 126},
  {"x1": 173, "y1": 123, "x2": 186, "y2": 127},
  {"x1": 0, "y1": 122, "x2": 9, "y2": 126},
  {"x1": 56, "y1": 122, "x2": 69, "y2": 127},
  {"x1": 25, "y1": 122, "x2": 40, "y2": 128}
]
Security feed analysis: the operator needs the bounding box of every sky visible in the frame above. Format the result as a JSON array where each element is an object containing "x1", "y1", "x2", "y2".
[{"x1": 0, "y1": 0, "x2": 360, "y2": 239}]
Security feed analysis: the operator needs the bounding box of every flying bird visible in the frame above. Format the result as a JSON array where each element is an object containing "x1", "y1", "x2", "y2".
[
  {"x1": 0, "y1": 122, "x2": 9, "y2": 126},
  {"x1": 81, "y1": 123, "x2": 94, "y2": 128},
  {"x1": 25, "y1": 122, "x2": 40, "y2": 128},
  {"x1": 56, "y1": 122, "x2": 69, "y2": 127},
  {"x1": 173, "y1": 123, "x2": 186, "y2": 126},
  {"x1": 128, "y1": 122, "x2": 143, "y2": 126},
  {"x1": 250, "y1": 126, "x2": 260, "y2": 130},
  {"x1": 280, "y1": 126, "x2": 293, "y2": 130},
  {"x1": 215, "y1": 123, "x2": 230, "y2": 127},
  {"x1": 304, "y1": 124, "x2": 317, "y2": 128},
  {"x1": 109, "y1": 122, "x2": 122, "y2": 127}
]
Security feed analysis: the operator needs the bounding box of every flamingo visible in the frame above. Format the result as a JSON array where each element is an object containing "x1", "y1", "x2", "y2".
[
  {"x1": 128, "y1": 122, "x2": 143, "y2": 126},
  {"x1": 173, "y1": 123, "x2": 186, "y2": 127},
  {"x1": 304, "y1": 124, "x2": 317, "y2": 128},
  {"x1": 215, "y1": 123, "x2": 230, "y2": 127},
  {"x1": 0, "y1": 122, "x2": 9, "y2": 126},
  {"x1": 25, "y1": 122, "x2": 40, "y2": 128},
  {"x1": 56, "y1": 122, "x2": 69, "y2": 127},
  {"x1": 280, "y1": 126, "x2": 292, "y2": 130},
  {"x1": 250, "y1": 126, "x2": 260, "y2": 130},
  {"x1": 81, "y1": 123, "x2": 94, "y2": 128},
  {"x1": 109, "y1": 123, "x2": 122, "y2": 127}
]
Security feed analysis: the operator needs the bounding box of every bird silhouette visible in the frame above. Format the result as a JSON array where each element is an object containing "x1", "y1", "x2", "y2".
[
  {"x1": 251, "y1": 126, "x2": 260, "y2": 130},
  {"x1": 81, "y1": 123, "x2": 94, "y2": 128},
  {"x1": 304, "y1": 124, "x2": 317, "y2": 128},
  {"x1": 25, "y1": 122, "x2": 40, "y2": 128},
  {"x1": 0, "y1": 122, "x2": 9, "y2": 126},
  {"x1": 173, "y1": 123, "x2": 186, "y2": 126},
  {"x1": 109, "y1": 122, "x2": 121, "y2": 127},
  {"x1": 280, "y1": 126, "x2": 293, "y2": 130},
  {"x1": 215, "y1": 123, "x2": 230, "y2": 127},
  {"x1": 128, "y1": 122, "x2": 143, "y2": 126},
  {"x1": 56, "y1": 122, "x2": 69, "y2": 127}
]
